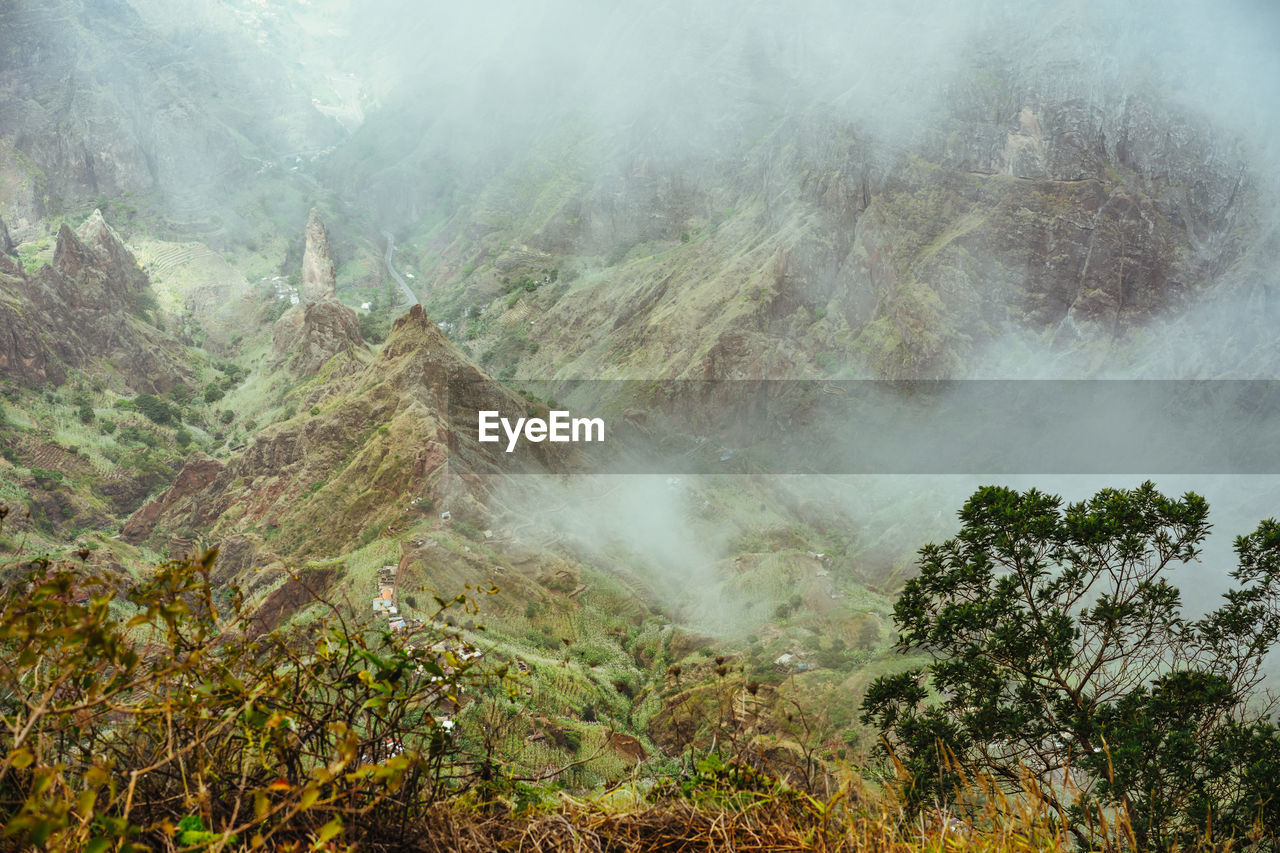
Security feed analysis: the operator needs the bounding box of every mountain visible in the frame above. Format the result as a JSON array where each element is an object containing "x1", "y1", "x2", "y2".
[
  {"x1": 0, "y1": 0, "x2": 342, "y2": 234},
  {"x1": 381, "y1": 91, "x2": 1270, "y2": 385},
  {"x1": 2, "y1": 4, "x2": 1280, "y2": 848},
  {"x1": 0, "y1": 210, "x2": 191, "y2": 392},
  {"x1": 123, "y1": 300, "x2": 563, "y2": 567}
]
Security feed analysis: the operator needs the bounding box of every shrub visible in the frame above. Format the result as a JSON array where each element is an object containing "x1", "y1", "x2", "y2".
[
  {"x1": 358, "y1": 310, "x2": 390, "y2": 344},
  {"x1": 168, "y1": 383, "x2": 192, "y2": 404},
  {"x1": 0, "y1": 549, "x2": 506, "y2": 851},
  {"x1": 133, "y1": 394, "x2": 175, "y2": 426}
]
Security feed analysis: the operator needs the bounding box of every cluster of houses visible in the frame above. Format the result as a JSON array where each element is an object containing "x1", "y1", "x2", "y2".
[
  {"x1": 372, "y1": 564, "x2": 420, "y2": 633},
  {"x1": 264, "y1": 275, "x2": 299, "y2": 305}
]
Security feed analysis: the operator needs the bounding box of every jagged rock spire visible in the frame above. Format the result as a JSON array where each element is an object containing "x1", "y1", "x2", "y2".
[
  {"x1": 272, "y1": 208, "x2": 365, "y2": 374},
  {"x1": 301, "y1": 207, "x2": 337, "y2": 304}
]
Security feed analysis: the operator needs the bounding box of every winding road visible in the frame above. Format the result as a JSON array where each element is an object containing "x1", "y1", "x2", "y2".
[{"x1": 382, "y1": 230, "x2": 419, "y2": 307}]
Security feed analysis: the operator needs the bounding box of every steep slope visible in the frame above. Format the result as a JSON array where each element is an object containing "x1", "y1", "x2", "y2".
[
  {"x1": 123, "y1": 303, "x2": 562, "y2": 567},
  {"x1": 323, "y1": 1, "x2": 1276, "y2": 385},
  {"x1": 0, "y1": 0, "x2": 341, "y2": 225},
  {"x1": 393, "y1": 92, "x2": 1270, "y2": 384}
]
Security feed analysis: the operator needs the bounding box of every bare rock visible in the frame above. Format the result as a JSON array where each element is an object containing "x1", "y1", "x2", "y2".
[
  {"x1": 291, "y1": 298, "x2": 364, "y2": 374},
  {"x1": 273, "y1": 209, "x2": 365, "y2": 373},
  {"x1": 0, "y1": 210, "x2": 190, "y2": 391},
  {"x1": 301, "y1": 208, "x2": 337, "y2": 304},
  {"x1": 121, "y1": 454, "x2": 224, "y2": 544}
]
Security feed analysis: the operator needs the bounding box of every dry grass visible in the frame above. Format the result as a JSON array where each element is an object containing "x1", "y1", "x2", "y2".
[{"x1": 400, "y1": 784, "x2": 1073, "y2": 853}]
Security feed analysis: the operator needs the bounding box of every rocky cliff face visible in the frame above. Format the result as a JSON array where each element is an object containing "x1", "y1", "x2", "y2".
[
  {"x1": 272, "y1": 209, "x2": 365, "y2": 374},
  {"x1": 0, "y1": 210, "x2": 191, "y2": 391},
  {"x1": 0, "y1": 215, "x2": 12, "y2": 256},
  {"x1": 0, "y1": 0, "x2": 341, "y2": 221},
  {"x1": 0, "y1": 251, "x2": 60, "y2": 386},
  {"x1": 300, "y1": 208, "x2": 338, "y2": 304},
  {"x1": 403, "y1": 79, "x2": 1271, "y2": 382}
]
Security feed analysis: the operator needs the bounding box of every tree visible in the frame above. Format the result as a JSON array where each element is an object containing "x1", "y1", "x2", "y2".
[
  {"x1": 861, "y1": 482, "x2": 1280, "y2": 850},
  {"x1": 133, "y1": 393, "x2": 175, "y2": 426}
]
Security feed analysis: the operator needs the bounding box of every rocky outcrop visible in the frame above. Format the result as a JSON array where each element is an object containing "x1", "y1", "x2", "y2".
[
  {"x1": 290, "y1": 299, "x2": 365, "y2": 374},
  {"x1": 0, "y1": 215, "x2": 12, "y2": 256},
  {"x1": 272, "y1": 209, "x2": 365, "y2": 374},
  {"x1": 121, "y1": 453, "x2": 224, "y2": 545},
  {"x1": 301, "y1": 208, "x2": 338, "y2": 303},
  {"x1": 0, "y1": 211, "x2": 192, "y2": 391},
  {"x1": 53, "y1": 211, "x2": 152, "y2": 310},
  {"x1": 0, "y1": 252, "x2": 62, "y2": 385},
  {"x1": 127, "y1": 302, "x2": 566, "y2": 570}
]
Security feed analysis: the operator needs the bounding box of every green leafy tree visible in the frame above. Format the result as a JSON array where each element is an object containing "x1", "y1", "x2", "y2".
[
  {"x1": 133, "y1": 393, "x2": 175, "y2": 426},
  {"x1": 861, "y1": 482, "x2": 1280, "y2": 850},
  {"x1": 358, "y1": 309, "x2": 390, "y2": 344}
]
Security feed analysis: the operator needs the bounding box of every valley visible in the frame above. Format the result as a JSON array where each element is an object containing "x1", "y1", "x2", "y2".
[{"x1": 1, "y1": 1, "x2": 1279, "y2": 850}]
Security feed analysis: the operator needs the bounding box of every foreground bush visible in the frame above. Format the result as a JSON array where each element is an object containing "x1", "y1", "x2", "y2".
[{"x1": 0, "y1": 548, "x2": 498, "y2": 851}]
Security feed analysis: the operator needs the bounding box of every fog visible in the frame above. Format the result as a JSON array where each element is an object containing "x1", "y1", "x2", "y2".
[
  {"x1": 315, "y1": 0, "x2": 1280, "y2": 223},
  {"x1": 360, "y1": 0, "x2": 1280, "y2": 633},
  {"x1": 8, "y1": 0, "x2": 1280, "y2": 636}
]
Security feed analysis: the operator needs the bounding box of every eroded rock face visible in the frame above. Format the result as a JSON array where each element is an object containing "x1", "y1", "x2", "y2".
[
  {"x1": 0, "y1": 252, "x2": 63, "y2": 385},
  {"x1": 301, "y1": 208, "x2": 338, "y2": 303},
  {"x1": 398, "y1": 69, "x2": 1271, "y2": 382},
  {"x1": 121, "y1": 453, "x2": 224, "y2": 544},
  {"x1": 0, "y1": 210, "x2": 191, "y2": 391},
  {"x1": 291, "y1": 299, "x2": 365, "y2": 374},
  {"x1": 0, "y1": 215, "x2": 12, "y2": 256},
  {"x1": 272, "y1": 209, "x2": 365, "y2": 373}
]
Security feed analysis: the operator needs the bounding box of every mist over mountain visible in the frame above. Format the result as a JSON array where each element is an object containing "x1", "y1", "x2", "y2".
[{"x1": 2, "y1": 2, "x2": 1280, "y2": 847}]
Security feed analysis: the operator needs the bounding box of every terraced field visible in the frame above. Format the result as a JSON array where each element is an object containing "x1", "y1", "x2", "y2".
[{"x1": 129, "y1": 237, "x2": 259, "y2": 349}]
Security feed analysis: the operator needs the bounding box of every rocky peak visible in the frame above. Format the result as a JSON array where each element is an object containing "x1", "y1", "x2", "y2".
[
  {"x1": 76, "y1": 209, "x2": 142, "y2": 278},
  {"x1": 52, "y1": 222, "x2": 95, "y2": 278},
  {"x1": 51, "y1": 210, "x2": 149, "y2": 309},
  {"x1": 290, "y1": 300, "x2": 365, "y2": 374},
  {"x1": 382, "y1": 303, "x2": 451, "y2": 361},
  {"x1": 272, "y1": 209, "x2": 364, "y2": 373},
  {"x1": 125, "y1": 288, "x2": 561, "y2": 567},
  {"x1": 0, "y1": 210, "x2": 188, "y2": 392},
  {"x1": 0, "y1": 249, "x2": 63, "y2": 386},
  {"x1": 301, "y1": 207, "x2": 337, "y2": 304}
]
